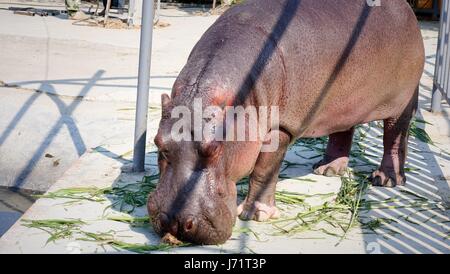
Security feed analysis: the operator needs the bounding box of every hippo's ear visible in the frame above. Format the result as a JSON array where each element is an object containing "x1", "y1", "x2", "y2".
[
  {"x1": 161, "y1": 93, "x2": 171, "y2": 109},
  {"x1": 161, "y1": 94, "x2": 172, "y2": 118}
]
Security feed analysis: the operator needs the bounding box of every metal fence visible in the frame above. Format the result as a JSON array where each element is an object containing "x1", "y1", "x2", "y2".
[{"x1": 432, "y1": 0, "x2": 450, "y2": 112}]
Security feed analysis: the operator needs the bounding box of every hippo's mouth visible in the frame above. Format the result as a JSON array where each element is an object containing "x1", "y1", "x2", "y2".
[{"x1": 151, "y1": 212, "x2": 232, "y2": 245}]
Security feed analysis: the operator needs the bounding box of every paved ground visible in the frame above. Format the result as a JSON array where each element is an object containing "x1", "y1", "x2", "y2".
[{"x1": 0, "y1": 4, "x2": 449, "y2": 253}]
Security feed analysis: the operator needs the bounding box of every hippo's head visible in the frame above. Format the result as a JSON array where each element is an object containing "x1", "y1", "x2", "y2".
[{"x1": 147, "y1": 94, "x2": 242, "y2": 245}]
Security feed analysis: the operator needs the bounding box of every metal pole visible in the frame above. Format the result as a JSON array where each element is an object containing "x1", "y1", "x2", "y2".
[
  {"x1": 431, "y1": 84, "x2": 443, "y2": 112},
  {"x1": 127, "y1": 0, "x2": 135, "y2": 26},
  {"x1": 432, "y1": 0, "x2": 440, "y2": 20},
  {"x1": 133, "y1": 0, "x2": 154, "y2": 172},
  {"x1": 156, "y1": 0, "x2": 161, "y2": 24},
  {"x1": 104, "y1": 0, "x2": 111, "y2": 25}
]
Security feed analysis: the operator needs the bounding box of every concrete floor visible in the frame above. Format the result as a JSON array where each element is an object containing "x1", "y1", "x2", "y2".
[{"x1": 0, "y1": 4, "x2": 449, "y2": 253}]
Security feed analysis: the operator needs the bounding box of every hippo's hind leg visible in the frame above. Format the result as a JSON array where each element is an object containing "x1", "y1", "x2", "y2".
[
  {"x1": 371, "y1": 91, "x2": 418, "y2": 187},
  {"x1": 237, "y1": 129, "x2": 291, "y2": 222},
  {"x1": 313, "y1": 127, "x2": 354, "y2": 176}
]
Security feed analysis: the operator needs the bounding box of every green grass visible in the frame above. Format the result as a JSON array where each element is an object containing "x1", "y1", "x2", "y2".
[
  {"x1": 37, "y1": 174, "x2": 159, "y2": 213},
  {"x1": 108, "y1": 174, "x2": 159, "y2": 213},
  {"x1": 34, "y1": 187, "x2": 110, "y2": 202},
  {"x1": 269, "y1": 170, "x2": 369, "y2": 242},
  {"x1": 77, "y1": 231, "x2": 177, "y2": 253},
  {"x1": 359, "y1": 217, "x2": 399, "y2": 235},
  {"x1": 21, "y1": 218, "x2": 181, "y2": 253},
  {"x1": 233, "y1": 227, "x2": 261, "y2": 241},
  {"x1": 22, "y1": 219, "x2": 86, "y2": 244},
  {"x1": 237, "y1": 177, "x2": 334, "y2": 206},
  {"x1": 410, "y1": 118, "x2": 434, "y2": 145},
  {"x1": 107, "y1": 215, "x2": 150, "y2": 227}
]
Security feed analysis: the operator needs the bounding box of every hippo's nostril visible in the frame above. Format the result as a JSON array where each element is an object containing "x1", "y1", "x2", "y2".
[
  {"x1": 183, "y1": 218, "x2": 195, "y2": 233},
  {"x1": 170, "y1": 220, "x2": 178, "y2": 235}
]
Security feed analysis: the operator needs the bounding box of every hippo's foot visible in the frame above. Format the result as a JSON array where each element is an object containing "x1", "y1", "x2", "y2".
[
  {"x1": 313, "y1": 156, "x2": 349, "y2": 177},
  {"x1": 237, "y1": 199, "x2": 280, "y2": 222},
  {"x1": 371, "y1": 167, "x2": 406, "y2": 188},
  {"x1": 313, "y1": 128, "x2": 354, "y2": 177}
]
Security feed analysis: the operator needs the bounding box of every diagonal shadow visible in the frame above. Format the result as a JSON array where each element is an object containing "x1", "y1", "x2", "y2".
[
  {"x1": 44, "y1": 85, "x2": 87, "y2": 156},
  {"x1": 0, "y1": 92, "x2": 42, "y2": 147},
  {"x1": 9, "y1": 75, "x2": 177, "y2": 92},
  {"x1": 10, "y1": 70, "x2": 105, "y2": 189},
  {"x1": 92, "y1": 146, "x2": 133, "y2": 165}
]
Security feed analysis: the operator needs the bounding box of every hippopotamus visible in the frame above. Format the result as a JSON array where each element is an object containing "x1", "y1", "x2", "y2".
[{"x1": 148, "y1": 0, "x2": 425, "y2": 245}]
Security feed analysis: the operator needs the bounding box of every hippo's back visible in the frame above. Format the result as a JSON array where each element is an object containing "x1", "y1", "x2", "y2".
[{"x1": 180, "y1": 0, "x2": 424, "y2": 137}]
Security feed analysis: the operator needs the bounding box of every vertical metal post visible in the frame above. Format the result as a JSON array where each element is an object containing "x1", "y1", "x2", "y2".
[
  {"x1": 433, "y1": 0, "x2": 440, "y2": 20},
  {"x1": 104, "y1": 0, "x2": 111, "y2": 25},
  {"x1": 156, "y1": 0, "x2": 161, "y2": 24},
  {"x1": 128, "y1": 0, "x2": 143, "y2": 27},
  {"x1": 127, "y1": 0, "x2": 135, "y2": 25},
  {"x1": 431, "y1": 84, "x2": 443, "y2": 112},
  {"x1": 133, "y1": 0, "x2": 155, "y2": 172}
]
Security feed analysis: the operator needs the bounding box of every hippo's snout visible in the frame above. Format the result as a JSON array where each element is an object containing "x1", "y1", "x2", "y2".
[{"x1": 152, "y1": 211, "x2": 231, "y2": 245}]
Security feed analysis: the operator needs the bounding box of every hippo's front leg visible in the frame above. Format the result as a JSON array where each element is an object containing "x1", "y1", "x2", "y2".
[{"x1": 237, "y1": 129, "x2": 291, "y2": 221}]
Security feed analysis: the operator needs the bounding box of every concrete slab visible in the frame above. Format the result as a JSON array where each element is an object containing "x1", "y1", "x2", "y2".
[{"x1": 0, "y1": 85, "x2": 137, "y2": 192}]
